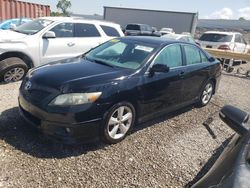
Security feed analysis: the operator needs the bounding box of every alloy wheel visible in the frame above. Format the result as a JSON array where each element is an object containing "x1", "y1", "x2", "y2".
[
  {"x1": 202, "y1": 83, "x2": 213, "y2": 105},
  {"x1": 107, "y1": 106, "x2": 133, "y2": 140},
  {"x1": 4, "y1": 67, "x2": 25, "y2": 82}
]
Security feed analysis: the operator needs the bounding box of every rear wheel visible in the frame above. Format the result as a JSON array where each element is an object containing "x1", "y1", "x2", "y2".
[
  {"x1": 198, "y1": 81, "x2": 214, "y2": 107},
  {"x1": 0, "y1": 57, "x2": 28, "y2": 83},
  {"x1": 102, "y1": 102, "x2": 135, "y2": 144}
]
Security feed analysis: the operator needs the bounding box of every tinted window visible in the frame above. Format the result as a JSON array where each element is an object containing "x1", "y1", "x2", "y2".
[
  {"x1": 75, "y1": 23, "x2": 100, "y2": 37},
  {"x1": 50, "y1": 23, "x2": 74, "y2": 38},
  {"x1": 199, "y1": 33, "x2": 233, "y2": 42},
  {"x1": 101, "y1": 25, "x2": 120, "y2": 37},
  {"x1": 184, "y1": 45, "x2": 201, "y2": 65},
  {"x1": 154, "y1": 45, "x2": 182, "y2": 68},
  {"x1": 126, "y1": 24, "x2": 140, "y2": 30}
]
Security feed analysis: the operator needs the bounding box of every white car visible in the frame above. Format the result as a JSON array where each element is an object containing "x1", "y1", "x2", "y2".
[
  {"x1": 161, "y1": 33, "x2": 196, "y2": 44},
  {"x1": 197, "y1": 31, "x2": 248, "y2": 53},
  {"x1": 0, "y1": 17, "x2": 124, "y2": 82},
  {"x1": 159, "y1": 28, "x2": 174, "y2": 35}
]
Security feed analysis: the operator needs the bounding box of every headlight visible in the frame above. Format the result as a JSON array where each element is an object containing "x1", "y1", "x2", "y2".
[{"x1": 49, "y1": 92, "x2": 102, "y2": 106}]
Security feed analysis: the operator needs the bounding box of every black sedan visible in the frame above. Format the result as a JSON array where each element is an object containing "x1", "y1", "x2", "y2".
[{"x1": 19, "y1": 37, "x2": 221, "y2": 144}]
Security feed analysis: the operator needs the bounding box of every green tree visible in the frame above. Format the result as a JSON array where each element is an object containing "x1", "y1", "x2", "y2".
[
  {"x1": 51, "y1": 11, "x2": 62, "y2": 17},
  {"x1": 56, "y1": 0, "x2": 71, "y2": 16}
]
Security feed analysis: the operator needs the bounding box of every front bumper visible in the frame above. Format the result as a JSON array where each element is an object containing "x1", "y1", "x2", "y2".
[{"x1": 19, "y1": 93, "x2": 102, "y2": 144}]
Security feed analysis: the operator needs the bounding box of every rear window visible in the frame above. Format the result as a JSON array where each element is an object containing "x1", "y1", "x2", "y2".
[
  {"x1": 100, "y1": 25, "x2": 121, "y2": 37},
  {"x1": 126, "y1": 24, "x2": 140, "y2": 31},
  {"x1": 199, "y1": 33, "x2": 233, "y2": 42}
]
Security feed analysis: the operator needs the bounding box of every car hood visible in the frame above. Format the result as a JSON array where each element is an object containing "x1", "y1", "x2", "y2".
[
  {"x1": 0, "y1": 29, "x2": 27, "y2": 41},
  {"x1": 27, "y1": 57, "x2": 134, "y2": 91}
]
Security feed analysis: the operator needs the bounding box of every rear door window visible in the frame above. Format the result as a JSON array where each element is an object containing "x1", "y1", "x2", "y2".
[
  {"x1": 184, "y1": 45, "x2": 201, "y2": 65},
  {"x1": 200, "y1": 51, "x2": 209, "y2": 62},
  {"x1": 100, "y1": 25, "x2": 121, "y2": 37},
  {"x1": 75, "y1": 23, "x2": 101, "y2": 37}
]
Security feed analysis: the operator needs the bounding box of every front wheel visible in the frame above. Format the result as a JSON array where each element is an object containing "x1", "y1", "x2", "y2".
[
  {"x1": 101, "y1": 102, "x2": 135, "y2": 144},
  {"x1": 198, "y1": 81, "x2": 214, "y2": 107},
  {"x1": 0, "y1": 57, "x2": 28, "y2": 83}
]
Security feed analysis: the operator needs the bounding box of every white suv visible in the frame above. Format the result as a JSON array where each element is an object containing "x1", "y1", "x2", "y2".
[
  {"x1": 197, "y1": 31, "x2": 248, "y2": 53},
  {"x1": 0, "y1": 17, "x2": 124, "y2": 82}
]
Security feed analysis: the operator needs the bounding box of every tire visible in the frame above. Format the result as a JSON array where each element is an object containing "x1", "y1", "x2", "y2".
[
  {"x1": 101, "y1": 102, "x2": 136, "y2": 144},
  {"x1": 197, "y1": 81, "x2": 214, "y2": 107},
  {"x1": 0, "y1": 57, "x2": 28, "y2": 83}
]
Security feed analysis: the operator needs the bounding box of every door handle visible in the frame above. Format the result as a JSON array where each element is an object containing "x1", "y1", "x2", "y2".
[
  {"x1": 67, "y1": 42, "x2": 75, "y2": 47},
  {"x1": 179, "y1": 71, "x2": 185, "y2": 78}
]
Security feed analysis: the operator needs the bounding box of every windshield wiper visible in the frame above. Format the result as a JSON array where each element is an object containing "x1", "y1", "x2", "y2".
[{"x1": 84, "y1": 57, "x2": 114, "y2": 68}]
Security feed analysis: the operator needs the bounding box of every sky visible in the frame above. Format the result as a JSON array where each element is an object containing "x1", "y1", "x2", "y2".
[{"x1": 24, "y1": 0, "x2": 250, "y2": 19}]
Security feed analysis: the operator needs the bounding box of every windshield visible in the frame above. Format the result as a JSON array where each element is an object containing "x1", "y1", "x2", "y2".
[
  {"x1": 85, "y1": 39, "x2": 156, "y2": 70},
  {"x1": 13, "y1": 19, "x2": 53, "y2": 35},
  {"x1": 199, "y1": 33, "x2": 233, "y2": 42}
]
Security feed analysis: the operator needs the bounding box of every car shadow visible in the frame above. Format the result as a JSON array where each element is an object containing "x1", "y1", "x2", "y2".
[
  {"x1": 0, "y1": 107, "x2": 107, "y2": 159},
  {"x1": 185, "y1": 135, "x2": 234, "y2": 188},
  {"x1": 0, "y1": 105, "x2": 195, "y2": 159}
]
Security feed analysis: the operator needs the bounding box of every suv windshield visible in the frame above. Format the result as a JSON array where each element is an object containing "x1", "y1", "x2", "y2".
[
  {"x1": 13, "y1": 19, "x2": 53, "y2": 35},
  {"x1": 199, "y1": 33, "x2": 233, "y2": 42},
  {"x1": 85, "y1": 39, "x2": 156, "y2": 70},
  {"x1": 126, "y1": 24, "x2": 140, "y2": 31}
]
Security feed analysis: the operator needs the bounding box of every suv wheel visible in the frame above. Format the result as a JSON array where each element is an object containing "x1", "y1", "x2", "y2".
[
  {"x1": 102, "y1": 102, "x2": 135, "y2": 144},
  {"x1": 0, "y1": 57, "x2": 28, "y2": 83}
]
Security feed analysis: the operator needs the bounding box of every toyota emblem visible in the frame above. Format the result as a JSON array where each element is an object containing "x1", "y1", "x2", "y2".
[{"x1": 24, "y1": 81, "x2": 32, "y2": 90}]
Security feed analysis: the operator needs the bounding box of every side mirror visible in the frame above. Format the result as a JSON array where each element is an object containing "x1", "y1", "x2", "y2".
[
  {"x1": 208, "y1": 57, "x2": 216, "y2": 62},
  {"x1": 149, "y1": 64, "x2": 169, "y2": 76},
  {"x1": 43, "y1": 31, "x2": 56, "y2": 39},
  {"x1": 219, "y1": 105, "x2": 249, "y2": 136},
  {"x1": 9, "y1": 23, "x2": 16, "y2": 30}
]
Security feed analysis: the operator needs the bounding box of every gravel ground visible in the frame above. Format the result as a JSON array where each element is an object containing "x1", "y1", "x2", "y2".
[{"x1": 0, "y1": 63, "x2": 249, "y2": 188}]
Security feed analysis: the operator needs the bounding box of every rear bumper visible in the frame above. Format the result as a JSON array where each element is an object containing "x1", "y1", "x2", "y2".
[{"x1": 19, "y1": 94, "x2": 102, "y2": 144}]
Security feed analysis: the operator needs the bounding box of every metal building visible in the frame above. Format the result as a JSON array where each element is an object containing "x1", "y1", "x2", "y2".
[
  {"x1": 0, "y1": 0, "x2": 51, "y2": 21},
  {"x1": 104, "y1": 6, "x2": 198, "y2": 35}
]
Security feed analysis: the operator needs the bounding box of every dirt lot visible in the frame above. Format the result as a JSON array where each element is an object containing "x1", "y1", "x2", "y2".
[{"x1": 0, "y1": 63, "x2": 249, "y2": 188}]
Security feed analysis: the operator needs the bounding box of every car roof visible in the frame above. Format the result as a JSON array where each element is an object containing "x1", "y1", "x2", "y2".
[
  {"x1": 163, "y1": 33, "x2": 189, "y2": 39},
  {"x1": 123, "y1": 36, "x2": 187, "y2": 46},
  {"x1": 38, "y1": 16, "x2": 119, "y2": 26},
  {"x1": 126, "y1": 23, "x2": 149, "y2": 26},
  {"x1": 204, "y1": 31, "x2": 241, "y2": 35}
]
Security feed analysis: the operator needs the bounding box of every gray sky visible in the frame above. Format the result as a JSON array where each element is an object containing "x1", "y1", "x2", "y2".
[{"x1": 24, "y1": 0, "x2": 250, "y2": 19}]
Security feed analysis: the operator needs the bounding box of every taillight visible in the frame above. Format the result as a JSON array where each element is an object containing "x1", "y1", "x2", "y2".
[{"x1": 218, "y1": 45, "x2": 231, "y2": 50}]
